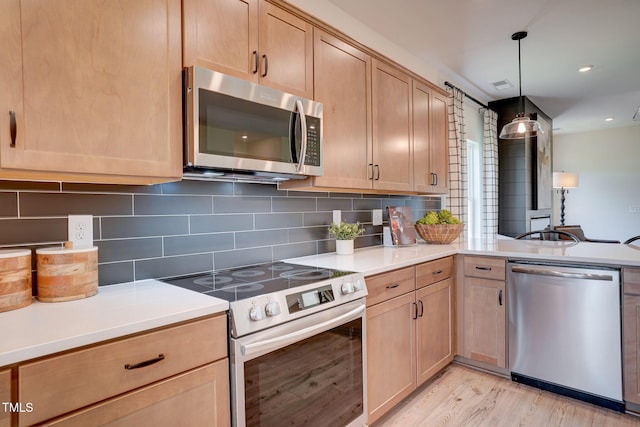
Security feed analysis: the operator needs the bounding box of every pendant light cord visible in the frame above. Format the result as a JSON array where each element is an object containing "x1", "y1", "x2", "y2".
[{"x1": 511, "y1": 31, "x2": 528, "y2": 114}]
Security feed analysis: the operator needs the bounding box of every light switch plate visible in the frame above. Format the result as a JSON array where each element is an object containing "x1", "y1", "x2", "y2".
[
  {"x1": 372, "y1": 209, "x2": 383, "y2": 226},
  {"x1": 332, "y1": 210, "x2": 342, "y2": 224},
  {"x1": 630, "y1": 206, "x2": 640, "y2": 214},
  {"x1": 68, "y1": 215, "x2": 94, "y2": 248}
]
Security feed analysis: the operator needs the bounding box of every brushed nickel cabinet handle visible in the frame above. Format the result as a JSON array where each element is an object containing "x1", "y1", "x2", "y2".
[
  {"x1": 432, "y1": 269, "x2": 443, "y2": 275},
  {"x1": 9, "y1": 110, "x2": 16, "y2": 147},
  {"x1": 418, "y1": 299, "x2": 424, "y2": 317},
  {"x1": 386, "y1": 283, "x2": 400, "y2": 289},
  {"x1": 476, "y1": 266, "x2": 492, "y2": 271},
  {"x1": 261, "y1": 54, "x2": 268, "y2": 77},
  {"x1": 498, "y1": 289, "x2": 503, "y2": 306},
  {"x1": 124, "y1": 354, "x2": 165, "y2": 370},
  {"x1": 412, "y1": 302, "x2": 418, "y2": 320},
  {"x1": 375, "y1": 164, "x2": 380, "y2": 180},
  {"x1": 369, "y1": 163, "x2": 374, "y2": 180}
]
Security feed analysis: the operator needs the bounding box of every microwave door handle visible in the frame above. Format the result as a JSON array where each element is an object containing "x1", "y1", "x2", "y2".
[{"x1": 294, "y1": 99, "x2": 307, "y2": 172}]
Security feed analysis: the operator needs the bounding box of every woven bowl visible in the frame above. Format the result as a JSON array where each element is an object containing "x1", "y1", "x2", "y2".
[{"x1": 415, "y1": 223, "x2": 464, "y2": 244}]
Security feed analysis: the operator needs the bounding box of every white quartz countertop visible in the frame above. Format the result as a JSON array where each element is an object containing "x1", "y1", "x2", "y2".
[
  {"x1": 0, "y1": 279, "x2": 228, "y2": 367},
  {"x1": 285, "y1": 238, "x2": 640, "y2": 276}
]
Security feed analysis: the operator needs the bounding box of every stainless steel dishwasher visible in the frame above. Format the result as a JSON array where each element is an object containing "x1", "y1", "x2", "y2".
[{"x1": 508, "y1": 261, "x2": 623, "y2": 411}]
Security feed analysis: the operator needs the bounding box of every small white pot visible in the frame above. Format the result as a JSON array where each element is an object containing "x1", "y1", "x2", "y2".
[{"x1": 335, "y1": 239, "x2": 354, "y2": 255}]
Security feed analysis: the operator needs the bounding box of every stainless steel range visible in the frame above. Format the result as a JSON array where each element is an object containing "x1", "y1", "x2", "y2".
[{"x1": 165, "y1": 261, "x2": 368, "y2": 427}]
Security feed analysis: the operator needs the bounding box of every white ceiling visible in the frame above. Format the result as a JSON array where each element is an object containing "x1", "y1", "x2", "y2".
[{"x1": 320, "y1": 0, "x2": 640, "y2": 135}]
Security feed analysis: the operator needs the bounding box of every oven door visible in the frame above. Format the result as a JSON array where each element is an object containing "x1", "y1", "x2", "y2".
[{"x1": 231, "y1": 299, "x2": 367, "y2": 427}]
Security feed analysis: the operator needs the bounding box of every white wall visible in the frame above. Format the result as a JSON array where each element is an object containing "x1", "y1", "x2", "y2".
[{"x1": 553, "y1": 125, "x2": 640, "y2": 242}]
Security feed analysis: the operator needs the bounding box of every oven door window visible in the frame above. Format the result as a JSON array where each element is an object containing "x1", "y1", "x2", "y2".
[{"x1": 244, "y1": 318, "x2": 363, "y2": 427}]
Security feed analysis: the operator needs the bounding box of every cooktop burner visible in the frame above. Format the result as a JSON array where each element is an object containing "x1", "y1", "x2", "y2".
[{"x1": 164, "y1": 261, "x2": 356, "y2": 303}]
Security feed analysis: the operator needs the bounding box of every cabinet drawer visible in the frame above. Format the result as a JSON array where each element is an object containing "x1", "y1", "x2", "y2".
[
  {"x1": 463, "y1": 256, "x2": 505, "y2": 281},
  {"x1": 19, "y1": 314, "x2": 226, "y2": 426},
  {"x1": 0, "y1": 369, "x2": 10, "y2": 427},
  {"x1": 42, "y1": 360, "x2": 230, "y2": 427},
  {"x1": 416, "y1": 256, "x2": 453, "y2": 288},
  {"x1": 624, "y1": 268, "x2": 640, "y2": 295},
  {"x1": 366, "y1": 267, "x2": 415, "y2": 306}
]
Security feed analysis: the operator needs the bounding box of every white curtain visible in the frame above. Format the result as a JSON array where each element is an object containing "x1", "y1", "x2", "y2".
[
  {"x1": 446, "y1": 87, "x2": 468, "y2": 228},
  {"x1": 482, "y1": 109, "x2": 499, "y2": 236}
]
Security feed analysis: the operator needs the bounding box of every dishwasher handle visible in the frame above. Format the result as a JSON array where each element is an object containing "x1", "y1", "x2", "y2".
[{"x1": 511, "y1": 266, "x2": 614, "y2": 281}]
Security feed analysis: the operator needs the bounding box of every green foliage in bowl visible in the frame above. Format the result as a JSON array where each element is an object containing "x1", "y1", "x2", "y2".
[
  {"x1": 328, "y1": 221, "x2": 365, "y2": 240},
  {"x1": 416, "y1": 209, "x2": 461, "y2": 225}
]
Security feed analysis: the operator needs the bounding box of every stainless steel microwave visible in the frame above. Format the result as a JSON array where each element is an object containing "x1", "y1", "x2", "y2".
[{"x1": 183, "y1": 66, "x2": 323, "y2": 181}]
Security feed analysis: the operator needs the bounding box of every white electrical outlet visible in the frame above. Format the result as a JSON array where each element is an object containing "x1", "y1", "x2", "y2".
[
  {"x1": 332, "y1": 210, "x2": 342, "y2": 224},
  {"x1": 68, "y1": 215, "x2": 94, "y2": 249},
  {"x1": 630, "y1": 206, "x2": 640, "y2": 214},
  {"x1": 372, "y1": 209, "x2": 383, "y2": 226}
]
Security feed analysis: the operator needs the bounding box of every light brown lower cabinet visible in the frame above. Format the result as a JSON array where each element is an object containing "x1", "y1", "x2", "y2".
[
  {"x1": 0, "y1": 369, "x2": 10, "y2": 427},
  {"x1": 16, "y1": 314, "x2": 229, "y2": 426},
  {"x1": 41, "y1": 360, "x2": 230, "y2": 427},
  {"x1": 366, "y1": 257, "x2": 454, "y2": 424},
  {"x1": 623, "y1": 268, "x2": 640, "y2": 407},
  {"x1": 457, "y1": 256, "x2": 507, "y2": 370}
]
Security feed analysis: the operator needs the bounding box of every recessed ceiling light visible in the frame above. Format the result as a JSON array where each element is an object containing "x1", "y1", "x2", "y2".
[
  {"x1": 578, "y1": 65, "x2": 594, "y2": 73},
  {"x1": 605, "y1": 117, "x2": 614, "y2": 122}
]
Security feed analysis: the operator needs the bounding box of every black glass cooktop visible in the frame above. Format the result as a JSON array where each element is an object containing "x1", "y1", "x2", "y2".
[{"x1": 164, "y1": 261, "x2": 355, "y2": 303}]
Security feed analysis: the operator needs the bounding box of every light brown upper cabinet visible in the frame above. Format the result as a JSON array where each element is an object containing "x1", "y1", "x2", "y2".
[
  {"x1": 371, "y1": 60, "x2": 413, "y2": 193},
  {"x1": 285, "y1": 30, "x2": 372, "y2": 190},
  {"x1": 413, "y1": 81, "x2": 449, "y2": 194},
  {"x1": 0, "y1": 0, "x2": 183, "y2": 184},
  {"x1": 183, "y1": 0, "x2": 313, "y2": 98}
]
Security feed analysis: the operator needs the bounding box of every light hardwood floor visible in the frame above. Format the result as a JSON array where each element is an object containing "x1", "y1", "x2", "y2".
[{"x1": 376, "y1": 363, "x2": 640, "y2": 426}]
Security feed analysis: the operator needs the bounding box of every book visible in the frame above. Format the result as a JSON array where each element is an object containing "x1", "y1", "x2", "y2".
[{"x1": 386, "y1": 206, "x2": 417, "y2": 246}]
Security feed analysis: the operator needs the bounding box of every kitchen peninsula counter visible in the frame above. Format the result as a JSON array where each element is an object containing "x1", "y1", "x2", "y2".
[
  {"x1": 0, "y1": 279, "x2": 228, "y2": 366},
  {"x1": 285, "y1": 238, "x2": 640, "y2": 275}
]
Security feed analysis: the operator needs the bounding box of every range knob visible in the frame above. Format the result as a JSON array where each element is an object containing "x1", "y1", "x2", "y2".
[
  {"x1": 341, "y1": 281, "x2": 355, "y2": 295},
  {"x1": 353, "y1": 279, "x2": 364, "y2": 291},
  {"x1": 249, "y1": 305, "x2": 265, "y2": 321},
  {"x1": 265, "y1": 301, "x2": 281, "y2": 317}
]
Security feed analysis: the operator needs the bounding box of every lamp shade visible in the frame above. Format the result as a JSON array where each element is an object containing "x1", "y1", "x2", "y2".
[
  {"x1": 553, "y1": 172, "x2": 578, "y2": 189},
  {"x1": 499, "y1": 113, "x2": 544, "y2": 139}
]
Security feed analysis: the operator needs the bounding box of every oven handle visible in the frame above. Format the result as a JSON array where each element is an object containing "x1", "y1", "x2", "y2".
[{"x1": 241, "y1": 303, "x2": 365, "y2": 357}]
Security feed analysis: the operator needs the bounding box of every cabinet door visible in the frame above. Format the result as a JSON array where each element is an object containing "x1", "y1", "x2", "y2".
[
  {"x1": 183, "y1": 0, "x2": 259, "y2": 80},
  {"x1": 42, "y1": 361, "x2": 230, "y2": 427},
  {"x1": 0, "y1": 0, "x2": 182, "y2": 182},
  {"x1": 416, "y1": 278, "x2": 454, "y2": 385},
  {"x1": 624, "y1": 268, "x2": 640, "y2": 405},
  {"x1": 462, "y1": 277, "x2": 506, "y2": 368},
  {"x1": 623, "y1": 294, "x2": 640, "y2": 405},
  {"x1": 429, "y1": 91, "x2": 449, "y2": 193},
  {"x1": 0, "y1": 369, "x2": 10, "y2": 427},
  {"x1": 412, "y1": 80, "x2": 433, "y2": 193},
  {"x1": 258, "y1": 1, "x2": 313, "y2": 98},
  {"x1": 372, "y1": 60, "x2": 412, "y2": 192},
  {"x1": 312, "y1": 30, "x2": 372, "y2": 190},
  {"x1": 366, "y1": 292, "x2": 416, "y2": 425}
]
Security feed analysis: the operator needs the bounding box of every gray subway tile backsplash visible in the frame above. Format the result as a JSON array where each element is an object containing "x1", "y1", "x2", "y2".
[
  {"x1": 0, "y1": 179, "x2": 442, "y2": 288},
  {"x1": 0, "y1": 193, "x2": 17, "y2": 217}
]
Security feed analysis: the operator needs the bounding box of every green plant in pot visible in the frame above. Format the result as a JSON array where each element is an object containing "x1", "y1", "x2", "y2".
[{"x1": 328, "y1": 221, "x2": 364, "y2": 255}]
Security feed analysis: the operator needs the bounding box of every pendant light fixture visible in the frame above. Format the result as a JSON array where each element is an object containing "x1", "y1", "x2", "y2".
[{"x1": 499, "y1": 31, "x2": 544, "y2": 139}]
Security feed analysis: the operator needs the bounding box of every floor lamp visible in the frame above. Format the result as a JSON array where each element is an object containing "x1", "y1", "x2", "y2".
[{"x1": 553, "y1": 172, "x2": 578, "y2": 226}]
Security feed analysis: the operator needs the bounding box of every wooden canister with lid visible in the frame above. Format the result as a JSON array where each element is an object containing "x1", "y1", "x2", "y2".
[
  {"x1": 0, "y1": 249, "x2": 32, "y2": 312},
  {"x1": 36, "y1": 245, "x2": 98, "y2": 302}
]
